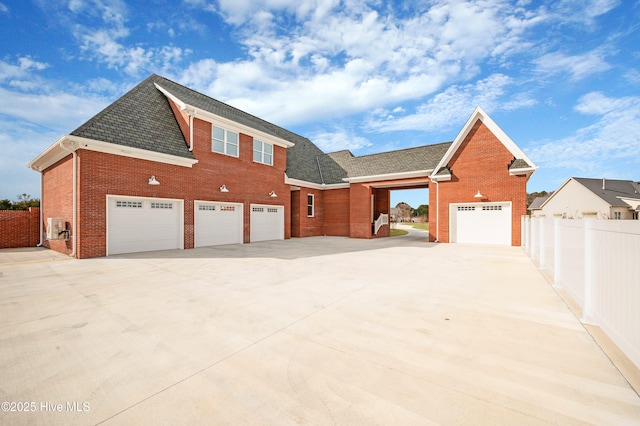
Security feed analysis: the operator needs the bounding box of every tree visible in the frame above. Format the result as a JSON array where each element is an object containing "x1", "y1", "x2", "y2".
[
  {"x1": 0, "y1": 194, "x2": 40, "y2": 210},
  {"x1": 394, "y1": 202, "x2": 413, "y2": 222},
  {"x1": 414, "y1": 204, "x2": 428, "y2": 217}
]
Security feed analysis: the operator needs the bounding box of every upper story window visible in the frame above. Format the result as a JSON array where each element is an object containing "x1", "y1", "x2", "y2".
[
  {"x1": 253, "y1": 140, "x2": 273, "y2": 166},
  {"x1": 307, "y1": 194, "x2": 314, "y2": 217},
  {"x1": 212, "y1": 125, "x2": 238, "y2": 157}
]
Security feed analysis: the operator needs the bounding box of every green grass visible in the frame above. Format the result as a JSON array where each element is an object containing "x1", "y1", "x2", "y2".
[
  {"x1": 410, "y1": 223, "x2": 429, "y2": 230},
  {"x1": 390, "y1": 229, "x2": 409, "y2": 237}
]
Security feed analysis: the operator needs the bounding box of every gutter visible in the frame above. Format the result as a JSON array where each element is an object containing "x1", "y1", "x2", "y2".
[{"x1": 59, "y1": 139, "x2": 78, "y2": 258}]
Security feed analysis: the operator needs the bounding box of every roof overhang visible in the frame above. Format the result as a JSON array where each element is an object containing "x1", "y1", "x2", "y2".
[
  {"x1": 28, "y1": 135, "x2": 199, "y2": 172},
  {"x1": 343, "y1": 169, "x2": 432, "y2": 184},
  {"x1": 155, "y1": 84, "x2": 295, "y2": 149},
  {"x1": 285, "y1": 175, "x2": 350, "y2": 190},
  {"x1": 432, "y1": 106, "x2": 538, "y2": 180},
  {"x1": 618, "y1": 196, "x2": 640, "y2": 211}
]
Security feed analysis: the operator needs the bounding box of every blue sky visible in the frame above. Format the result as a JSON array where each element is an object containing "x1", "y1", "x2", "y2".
[{"x1": 1, "y1": 0, "x2": 639, "y2": 208}]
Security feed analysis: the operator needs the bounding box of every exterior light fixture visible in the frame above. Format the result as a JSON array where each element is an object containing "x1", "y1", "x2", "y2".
[
  {"x1": 269, "y1": 191, "x2": 277, "y2": 198},
  {"x1": 220, "y1": 185, "x2": 229, "y2": 193},
  {"x1": 148, "y1": 176, "x2": 160, "y2": 185},
  {"x1": 474, "y1": 190, "x2": 483, "y2": 199}
]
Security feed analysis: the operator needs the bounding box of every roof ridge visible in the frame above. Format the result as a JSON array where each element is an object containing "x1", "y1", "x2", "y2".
[{"x1": 153, "y1": 74, "x2": 313, "y2": 143}]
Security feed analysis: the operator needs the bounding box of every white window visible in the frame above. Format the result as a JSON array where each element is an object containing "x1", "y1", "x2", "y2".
[
  {"x1": 116, "y1": 201, "x2": 143, "y2": 208},
  {"x1": 253, "y1": 140, "x2": 273, "y2": 165},
  {"x1": 613, "y1": 211, "x2": 621, "y2": 220},
  {"x1": 307, "y1": 194, "x2": 314, "y2": 217},
  {"x1": 151, "y1": 202, "x2": 173, "y2": 209},
  {"x1": 212, "y1": 125, "x2": 238, "y2": 157}
]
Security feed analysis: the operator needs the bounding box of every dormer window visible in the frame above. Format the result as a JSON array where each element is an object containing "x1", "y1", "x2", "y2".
[{"x1": 212, "y1": 125, "x2": 238, "y2": 157}]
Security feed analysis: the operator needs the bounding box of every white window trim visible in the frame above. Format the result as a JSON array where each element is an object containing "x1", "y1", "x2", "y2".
[
  {"x1": 307, "y1": 194, "x2": 315, "y2": 217},
  {"x1": 212, "y1": 125, "x2": 239, "y2": 158},
  {"x1": 253, "y1": 139, "x2": 273, "y2": 166}
]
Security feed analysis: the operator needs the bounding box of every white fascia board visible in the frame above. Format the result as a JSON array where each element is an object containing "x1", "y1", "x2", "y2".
[
  {"x1": 509, "y1": 166, "x2": 538, "y2": 177},
  {"x1": 155, "y1": 83, "x2": 295, "y2": 149},
  {"x1": 285, "y1": 175, "x2": 350, "y2": 190},
  {"x1": 432, "y1": 106, "x2": 537, "y2": 177},
  {"x1": 28, "y1": 135, "x2": 198, "y2": 171},
  {"x1": 343, "y1": 169, "x2": 432, "y2": 184}
]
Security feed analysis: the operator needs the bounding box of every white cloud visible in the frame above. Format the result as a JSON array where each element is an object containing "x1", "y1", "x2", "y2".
[
  {"x1": 551, "y1": 0, "x2": 620, "y2": 25},
  {"x1": 0, "y1": 57, "x2": 49, "y2": 82},
  {"x1": 0, "y1": 87, "x2": 107, "y2": 132},
  {"x1": 533, "y1": 50, "x2": 611, "y2": 81},
  {"x1": 528, "y1": 92, "x2": 640, "y2": 173},
  {"x1": 366, "y1": 74, "x2": 536, "y2": 133},
  {"x1": 309, "y1": 129, "x2": 372, "y2": 152},
  {"x1": 0, "y1": 3, "x2": 8, "y2": 13}
]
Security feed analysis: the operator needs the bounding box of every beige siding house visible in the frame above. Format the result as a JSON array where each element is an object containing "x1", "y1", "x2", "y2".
[{"x1": 539, "y1": 177, "x2": 640, "y2": 220}]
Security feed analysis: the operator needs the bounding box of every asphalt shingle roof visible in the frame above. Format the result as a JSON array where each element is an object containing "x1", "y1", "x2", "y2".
[
  {"x1": 68, "y1": 74, "x2": 471, "y2": 185},
  {"x1": 71, "y1": 75, "x2": 194, "y2": 159},
  {"x1": 574, "y1": 177, "x2": 640, "y2": 206}
]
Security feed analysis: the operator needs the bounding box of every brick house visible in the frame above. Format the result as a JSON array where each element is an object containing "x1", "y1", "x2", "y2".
[{"x1": 28, "y1": 74, "x2": 536, "y2": 258}]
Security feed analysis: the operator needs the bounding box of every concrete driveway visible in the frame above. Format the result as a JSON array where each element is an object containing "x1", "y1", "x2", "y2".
[{"x1": 1, "y1": 229, "x2": 639, "y2": 425}]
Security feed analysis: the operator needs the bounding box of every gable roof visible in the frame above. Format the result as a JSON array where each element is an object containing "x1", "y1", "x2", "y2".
[
  {"x1": 431, "y1": 106, "x2": 537, "y2": 180},
  {"x1": 71, "y1": 74, "x2": 195, "y2": 160},
  {"x1": 30, "y1": 75, "x2": 535, "y2": 189},
  {"x1": 540, "y1": 177, "x2": 640, "y2": 210},
  {"x1": 573, "y1": 177, "x2": 640, "y2": 207},
  {"x1": 528, "y1": 196, "x2": 549, "y2": 210}
]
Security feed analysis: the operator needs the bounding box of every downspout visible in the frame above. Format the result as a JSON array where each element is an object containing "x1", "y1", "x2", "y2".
[
  {"x1": 59, "y1": 139, "x2": 77, "y2": 258},
  {"x1": 189, "y1": 113, "x2": 194, "y2": 151},
  {"x1": 431, "y1": 178, "x2": 439, "y2": 242},
  {"x1": 36, "y1": 171, "x2": 44, "y2": 247}
]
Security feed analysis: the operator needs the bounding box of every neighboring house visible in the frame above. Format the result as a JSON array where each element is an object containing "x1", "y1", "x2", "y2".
[
  {"x1": 28, "y1": 74, "x2": 537, "y2": 258},
  {"x1": 528, "y1": 195, "x2": 549, "y2": 217},
  {"x1": 538, "y1": 177, "x2": 640, "y2": 220}
]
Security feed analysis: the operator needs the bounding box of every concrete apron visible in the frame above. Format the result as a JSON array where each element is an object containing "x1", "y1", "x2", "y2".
[{"x1": 1, "y1": 232, "x2": 639, "y2": 425}]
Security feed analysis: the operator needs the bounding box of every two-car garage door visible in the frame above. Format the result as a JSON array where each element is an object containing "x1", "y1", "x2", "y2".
[{"x1": 450, "y1": 202, "x2": 512, "y2": 246}]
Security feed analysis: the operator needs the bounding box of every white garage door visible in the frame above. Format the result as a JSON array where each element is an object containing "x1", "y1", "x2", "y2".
[
  {"x1": 195, "y1": 201, "x2": 243, "y2": 247},
  {"x1": 250, "y1": 204, "x2": 284, "y2": 242},
  {"x1": 450, "y1": 202, "x2": 512, "y2": 246},
  {"x1": 107, "y1": 196, "x2": 183, "y2": 255}
]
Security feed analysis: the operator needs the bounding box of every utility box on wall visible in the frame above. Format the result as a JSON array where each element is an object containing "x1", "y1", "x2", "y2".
[{"x1": 46, "y1": 218, "x2": 69, "y2": 240}]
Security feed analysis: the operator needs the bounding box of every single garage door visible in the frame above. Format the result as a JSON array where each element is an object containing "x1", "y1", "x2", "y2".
[
  {"x1": 450, "y1": 202, "x2": 512, "y2": 245},
  {"x1": 250, "y1": 204, "x2": 284, "y2": 242},
  {"x1": 107, "y1": 196, "x2": 183, "y2": 255},
  {"x1": 194, "y1": 201, "x2": 243, "y2": 247}
]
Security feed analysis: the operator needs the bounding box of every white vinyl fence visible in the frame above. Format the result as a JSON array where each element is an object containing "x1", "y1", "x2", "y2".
[{"x1": 522, "y1": 216, "x2": 640, "y2": 370}]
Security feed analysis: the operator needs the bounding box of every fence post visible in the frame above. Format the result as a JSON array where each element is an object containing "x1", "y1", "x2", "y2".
[
  {"x1": 553, "y1": 218, "x2": 561, "y2": 286},
  {"x1": 582, "y1": 219, "x2": 596, "y2": 325}
]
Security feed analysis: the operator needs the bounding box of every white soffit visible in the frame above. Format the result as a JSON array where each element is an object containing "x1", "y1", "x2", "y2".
[{"x1": 27, "y1": 135, "x2": 198, "y2": 171}]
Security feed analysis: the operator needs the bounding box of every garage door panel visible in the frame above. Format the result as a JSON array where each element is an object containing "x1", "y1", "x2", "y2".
[
  {"x1": 195, "y1": 202, "x2": 243, "y2": 247},
  {"x1": 451, "y1": 202, "x2": 511, "y2": 246},
  {"x1": 250, "y1": 204, "x2": 284, "y2": 242},
  {"x1": 107, "y1": 197, "x2": 183, "y2": 255}
]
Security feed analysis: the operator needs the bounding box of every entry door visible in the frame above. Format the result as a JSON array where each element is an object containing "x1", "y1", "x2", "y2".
[
  {"x1": 450, "y1": 202, "x2": 512, "y2": 245},
  {"x1": 250, "y1": 204, "x2": 284, "y2": 242},
  {"x1": 194, "y1": 201, "x2": 243, "y2": 247}
]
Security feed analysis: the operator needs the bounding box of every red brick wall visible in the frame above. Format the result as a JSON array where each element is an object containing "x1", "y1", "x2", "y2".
[
  {"x1": 42, "y1": 156, "x2": 74, "y2": 255},
  {"x1": 290, "y1": 188, "x2": 324, "y2": 237},
  {"x1": 0, "y1": 207, "x2": 40, "y2": 248},
  {"x1": 44, "y1": 115, "x2": 290, "y2": 258},
  {"x1": 428, "y1": 120, "x2": 526, "y2": 246},
  {"x1": 349, "y1": 183, "x2": 372, "y2": 238},
  {"x1": 323, "y1": 188, "x2": 350, "y2": 236}
]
